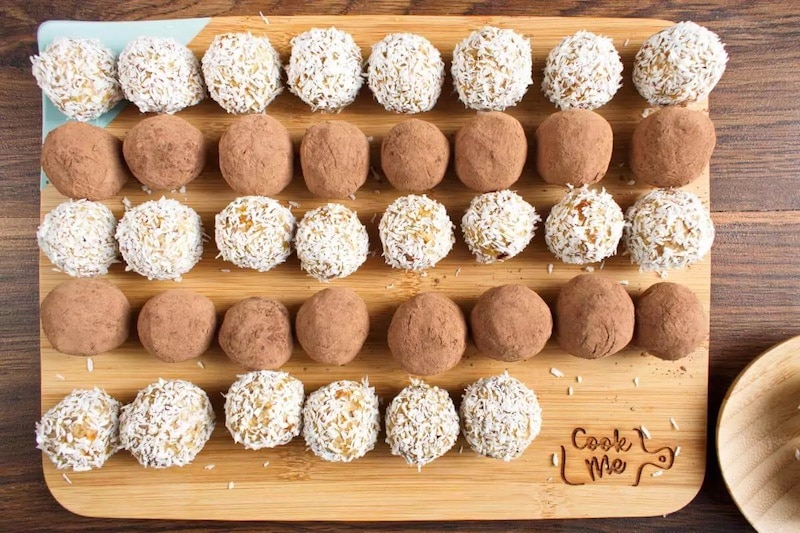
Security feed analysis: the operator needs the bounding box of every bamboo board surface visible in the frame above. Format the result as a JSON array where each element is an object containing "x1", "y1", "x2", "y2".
[{"x1": 39, "y1": 15, "x2": 709, "y2": 521}]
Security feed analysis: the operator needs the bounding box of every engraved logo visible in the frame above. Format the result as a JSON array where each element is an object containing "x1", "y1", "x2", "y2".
[{"x1": 559, "y1": 428, "x2": 677, "y2": 486}]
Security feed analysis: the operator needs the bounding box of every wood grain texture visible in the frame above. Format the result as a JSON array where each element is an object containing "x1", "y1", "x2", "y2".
[
  {"x1": 1, "y1": 0, "x2": 800, "y2": 531},
  {"x1": 39, "y1": 15, "x2": 709, "y2": 522},
  {"x1": 717, "y1": 335, "x2": 800, "y2": 533}
]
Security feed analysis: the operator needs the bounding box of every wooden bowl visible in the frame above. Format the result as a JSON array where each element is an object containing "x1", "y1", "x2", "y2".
[{"x1": 717, "y1": 335, "x2": 800, "y2": 532}]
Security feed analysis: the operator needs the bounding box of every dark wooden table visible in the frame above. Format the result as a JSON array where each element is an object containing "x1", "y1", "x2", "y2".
[{"x1": 2, "y1": 1, "x2": 799, "y2": 531}]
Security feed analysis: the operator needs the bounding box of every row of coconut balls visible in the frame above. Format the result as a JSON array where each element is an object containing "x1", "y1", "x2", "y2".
[
  {"x1": 37, "y1": 372, "x2": 541, "y2": 471},
  {"x1": 32, "y1": 22, "x2": 727, "y2": 121},
  {"x1": 39, "y1": 185, "x2": 714, "y2": 283}
]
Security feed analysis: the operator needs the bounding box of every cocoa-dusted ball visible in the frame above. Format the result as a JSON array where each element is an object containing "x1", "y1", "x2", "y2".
[
  {"x1": 41, "y1": 279, "x2": 130, "y2": 356},
  {"x1": 296, "y1": 288, "x2": 369, "y2": 365},
  {"x1": 381, "y1": 119, "x2": 449, "y2": 192},
  {"x1": 300, "y1": 121, "x2": 369, "y2": 198},
  {"x1": 630, "y1": 107, "x2": 716, "y2": 188},
  {"x1": 535, "y1": 110, "x2": 613, "y2": 186},
  {"x1": 138, "y1": 289, "x2": 217, "y2": 363},
  {"x1": 388, "y1": 293, "x2": 467, "y2": 376},
  {"x1": 219, "y1": 114, "x2": 293, "y2": 196},
  {"x1": 123, "y1": 114, "x2": 206, "y2": 191},
  {"x1": 555, "y1": 274, "x2": 634, "y2": 359},
  {"x1": 471, "y1": 285, "x2": 552, "y2": 362},
  {"x1": 635, "y1": 282, "x2": 708, "y2": 360},
  {"x1": 41, "y1": 122, "x2": 128, "y2": 200},
  {"x1": 218, "y1": 297, "x2": 292, "y2": 370},
  {"x1": 454, "y1": 112, "x2": 527, "y2": 192}
]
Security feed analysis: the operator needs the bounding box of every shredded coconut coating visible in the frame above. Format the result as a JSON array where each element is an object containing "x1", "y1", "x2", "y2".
[
  {"x1": 118, "y1": 36, "x2": 206, "y2": 114},
  {"x1": 215, "y1": 196, "x2": 296, "y2": 272},
  {"x1": 633, "y1": 21, "x2": 728, "y2": 105},
  {"x1": 116, "y1": 197, "x2": 203, "y2": 281},
  {"x1": 624, "y1": 188, "x2": 714, "y2": 272},
  {"x1": 460, "y1": 371, "x2": 542, "y2": 461},
  {"x1": 368, "y1": 33, "x2": 444, "y2": 114},
  {"x1": 379, "y1": 194, "x2": 455, "y2": 271},
  {"x1": 31, "y1": 38, "x2": 123, "y2": 121},
  {"x1": 119, "y1": 379, "x2": 215, "y2": 469},
  {"x1": 224, "y1": 371, "x2": 304, "y2": 450},
  {"x1": 287, "y1": 27, "x2": 364, "y2": 112},
  {"x1": 202, "y1": 32, "x2": 282, "y2": 114},
  {"x1": 37, "y1": 199, "x2": 119, "y2": 277},
  {"x1": 302, "y1": 379, "x2": 380, "y2": 462},
  {"x1": 545, "y1": 186, "x2": 624, "y2": 265},
  {"x1": 385, "y1": 379, "x2": 459, "y2": 469},
  {"x1": 461, "y1": 190, "x2": 540, "y2": 264},
  {"x1": 541, "y1": 30, "x2": 623, "y2": 111},
  {"x1": 451, "y1": 26, "x2": 533, "y2": 111},
  {"x1": 35, "y1": 388, "x2": 122, "y2": 471},
  {"x1": 295, "y1": 203, "x2": 369, "y2": 281}
]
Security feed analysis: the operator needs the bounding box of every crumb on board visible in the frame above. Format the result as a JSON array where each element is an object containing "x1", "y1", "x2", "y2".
[
  {"x1": 459, "y1": 445, "x2": 463, "y2": 454},
  {"x1": 86, "y1": 357, "x2": 94, "y2": 373},
  {"x1": 624, "y1": 38, "x2": 630, "y2": 47},
  {"x1": 122, "y1": 197, "x2": 132, "y2": 209},
  {"x1": 55, "y1": 374, "x2": 65, "y2": 381},
  {"x1": 552, "y1": 453, "x2": 559, "y2": 467},
  {"x1": 420, "y1": 271, "x2": 428, "y2": 278},
  {"x1": 178, "y1": 185, "x2": 186, "y2": 194},
  {"x1": 550, "y1": 367, "x2": 564, "y2": 378},
  {"x1": 348, "y1": 193, "x2": 357, "y2": 201},
  {"x1": 795, "y1": 449, "x2": 800, "y2": 461},
  {"x1": 263, "y1": 461, "x2": 270, "y2": 467},
  {"x1": 385, "y1": 283, "x2": 394, "y2": 289},
  {"x1": 547, "y1": 263, "x2": 554, "y2": 275},
  {"x1": 370, "y1": 213, "x2": 377, "y2": 223},
  {"x1": 659, "y1": 271, "x2": 669, "y2": 279},
  {"x1": 220, "y1": 268, "x2": 231, "y2": 273},
  {"x1": 374, "y1": 189, "x2": 381, "y2": 195},
  {"x1": 651, "y1": 470, "x2": 663, "y2": 477},
  {"x1": 366, "y1": 136, "x2": 374, "y2": 142},
  {"x1": 576, "y1": 375, "x2": 583, "y2": 383},
  {"x1": 634, "y1": 377, "x2": 640, "y2": 387},
  {"x1": 228, "y1": 481, "x2": 235, "y2": 490},
  {"x1": 259, "y1": 11, "x2": 269, "y2": 24},
  {"x1": 455, "y1": 268, "x2": 462, "y2": 277},
  {"x1": 675, "y1": 446, "x2": 681, "y2": 457},
  {"x1": 204, "y1": 464, "x2": 215, "y2": 470},
  {"x1": 669, "y1": 417, "x2": 679, "y2": 431},
  {"x1": 626, "y1": 179, "x2": 636, "y2": 186},
  {"x1": 619, "y1": 280, "x2": 629, "y2": 285},
  {"x1": 197, "y1": 360, "x2": 205, "y2": 369},
  {"x1": 288, "y1": 201, "x2": 300, "y2": 209},
  {"x1": 640, "y1": 425, "x2": 651, "y2": 439},
  {"x1": 567, "y1": 386, "x2": 574, "y2": 396},
  {"x1": 62, "y1": 473, "x2": 72, "y2": 485},
  {"x1": 583, "y1": 266, "x2": 595, "y2": 273}
]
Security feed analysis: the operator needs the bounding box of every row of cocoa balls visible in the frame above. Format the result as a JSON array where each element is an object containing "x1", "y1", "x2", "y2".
[
  {"x1": 41, "y1": 273, "x2": 708, "y2": 370},
  {"x1": 41, "y1": 104, "x2": 715, "y2": 204}
]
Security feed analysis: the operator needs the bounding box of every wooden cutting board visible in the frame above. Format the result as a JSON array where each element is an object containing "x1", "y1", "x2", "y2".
[{"x1": 39, "y1": 15, "x2": 709, "y2": 521}]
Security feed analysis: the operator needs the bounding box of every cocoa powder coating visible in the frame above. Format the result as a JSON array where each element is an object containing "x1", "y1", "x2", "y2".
[
  {"x1": 381, "y1": 119, "x2": 450, "y2": 192},
  {"x1": 630, "y1": 106, "x2": 716, "y2": 188},
  {"x1": 296, "y1": 288, "x2": 369, "y2": 366},
  {"x1": 535, "y1": 110, "x2": 613, "y2": 186},
  {"x1": 387, "y1": 292, "x2": 467, "y2": 376},
  {"x1": 219, "y1": 114, "x2": 293, "y2": 196},
  {"x1": 137, "y1": 289, "x2": 217, "y2": 363},
  {"x1": 41, "y1": 122, "x2": 128, "y2": 200},
  {"x1": 470, "y1": 284, "x2": 552, "y2": 362},
  {"x1": 300, "y1": 121, "x2": 369, "y2": 198},
  {"x1": 218, "y1": 297, "x2": 293, "y2": 370},
  {"x1": 555, "y1": 274, "x2": 634, "y2": 359},
  {"x1": 123, "y1": 114, "x2": 206, "y2": 191},
  {"x1": 454, "y1": 111, "x2": 527, "y2": 192},
  {"x1": 635, "y1": 282, "x2": 708, "y2": 360},
  {"x1": 40, "y1": 278, "x2": 131, "y2": 356}
]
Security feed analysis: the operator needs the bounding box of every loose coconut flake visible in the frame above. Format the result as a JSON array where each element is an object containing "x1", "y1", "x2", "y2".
[
  {"x1": 542, "y1": 30, "x2": 623, "y2": 110},
  {"x1": 202, "y1": 32, "x2": 282, "y2": 114},
  {"x1": 460, "y1": 372, "x2": 542, "y2": 461},
  {"x1": 35, "y1": 388, "x2": 122, "y2": 471},
  {"x1": 379, "y1": 194, "x2": 454, "y2": 271},
  {"x1": 118, "y1": 36, "x2": 205, "y2": 114},
  {"x1": 302, "y1": 379, "x2": 380, "y2": 463},
  {"x1": 385, "y1": 379, "x2": 460, "y2": 470},
  {"x1": 633, "y1": 21, "x2": 728, "y2": 105},
  {"x1": 31, "y1": 38, "x2": 123, "y2": 121},
  {"x1": 451, "y1": 26, "x2": 532, "y2": 111},
  {"x1": 37, "y1": 200, "x2": 119, "y2": 278},
  {"x1": 224, "y1": 371, "x2": 304, "y2": 450},
  {"x1": 545, "y1": 186, "x2": 624, "y2": 265},
  {"x1": 461, "y1": 190, "x2": 540, "y2": 264},
  {"x1": 287, "y1": 27, "x2": 363, "y2": 112},
  {"x1": 119, "y1": 378, "x2": 215, "y2": 469},
  {"x1": 116, "y1": 197, "x2": 204, "y2": 281},
  {"x1": 295, "y1": 203, "x2": 369, "y2": 281},
  {"x1": 624, "y1": 189, "x2": 714, "y2": 272},
  {"x1": 368, "y1": 33, "x2": 444, "y2": 114},
  {"x1": 215, "y1": 196, "x2": 296, "y2": 272}
]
